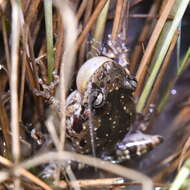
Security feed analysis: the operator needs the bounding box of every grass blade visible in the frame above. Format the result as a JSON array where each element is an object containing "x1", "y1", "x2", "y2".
[
  {"x1": 137, "y1": 0, "x2": 190, "y2": 113},
  {"x1": 44, "y1": 0, "x2": 54, "y2": 83}
]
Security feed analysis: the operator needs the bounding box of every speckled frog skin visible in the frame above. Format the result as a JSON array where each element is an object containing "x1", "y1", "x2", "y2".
[{"x1": 65, "y1": 56, "x2": 162, "y2": 163}]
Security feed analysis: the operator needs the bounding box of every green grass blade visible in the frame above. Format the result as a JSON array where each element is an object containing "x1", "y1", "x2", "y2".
[
  {"x1": 90, "y1": 0, "x2": 110, "y2": 57},
  {"x1": 177, "y1": 46, "x2": 190, "y2": 75},
  {"x1": 44, "y1": 0, "x2": 54, "y2": 83},
  {"x1": 158, "y1": 46, "x2": 190, "y2": 112},
  {"x1": 169, "y1": 160, "x2": 190, "y2": 190},
  {"x1": 136, "y1": 0, "x2": 190, "y2": 113}
]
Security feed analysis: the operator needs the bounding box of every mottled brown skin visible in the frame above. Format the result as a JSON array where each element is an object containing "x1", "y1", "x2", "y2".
[{"x1": 65, "y1": 57, "x2": 162, "y2": 163}]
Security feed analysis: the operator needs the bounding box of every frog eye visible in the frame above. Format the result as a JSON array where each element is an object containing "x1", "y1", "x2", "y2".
[{"x1": 92, "y1": 92, "x2": 105, "y2": 108}]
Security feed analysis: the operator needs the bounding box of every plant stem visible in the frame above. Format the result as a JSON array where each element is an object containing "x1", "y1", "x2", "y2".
[{"x1": 44, "y1": 0, "x2": 54, "y2": 83}]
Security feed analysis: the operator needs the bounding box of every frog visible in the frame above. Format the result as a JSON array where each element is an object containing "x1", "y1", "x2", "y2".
[
  {"x1": 65, "y1": 39, "x2": 163, "y2": 163},
  {"x1": 35, "y1": 36, "x2": 163, "y2": 164}
]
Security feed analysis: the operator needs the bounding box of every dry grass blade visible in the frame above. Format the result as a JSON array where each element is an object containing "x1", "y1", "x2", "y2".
[
  {"x1": 0, "y1": 172, "x2": 9, "y2": 183},
  {"x1": 19, "y1": 22, "x2": 29, "y2": 122},
  {"x1": 76, "y1": 0, "x2": 88, "y2": 20},
  {"x1": 55, "y1": 178, "x2": 169, "y2": 189},
  {"x1": 25, "y1": 0, "x2": 41, "y2": 27},
  {"x1": 178, "y1": 137, "x2": 190, "y2": 170},
  {"x1": 12, "y1": 151, "x2": 154, "y2": 190},
  {"x1": 10, "y1": 1, "x2": 22, "y2": 189},
  {"x1": 46, "y1": 116, "x2": 60, "y2": 150},
  {"x1": 55, "y1": 177, "x2": 126, "y2": 189},
  {"x1": 78, "y1": 0, "x2": 93, "y2": 66},
  {"x1": 1, "y1": 13, "x2": 11, "y2": 74},
  {"x1": 76, "y1": 0, "x2": 108, "y2": 49},
  {"x1": 54, "y1": 14, "x2": 64, "y2": 72},
  {"x1": 53, "y1": 0, "x2": 77, "y2": 151},
  {"x1": 64, "y1": 165, "x2": 81, "y2": 190},
  {"x1": 153, "y1": 149, "x2": 190, "y2": 182},
  {"x1": 111, "y1": 0, "x2": 124, "y2": 40},
  {"x1": 130, "y1": 2, "x2": 160, "y2": 73},
  {"x1": 135, "y1": 0, "x2": 175, "y2": 97},
  {"x1": 0, "y1": 99, "x2": 11, "y2": 158},
  {"x1": 136, "y1": 0, "x2": 190, "y2": 113},
  {"x1": 89, "y1": 0, "x2": 110, "y2": 57},
  {"x1": 144, "y1": 30, "x2": 179, "y2": 112},
  {"x1": 0, "y1": 156, "x2": 53, "y2": 190},
  {"x1": 10, "y1": 0, "x2": 21, "y2": 164}
]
